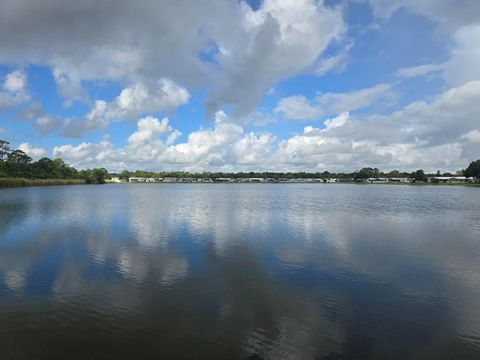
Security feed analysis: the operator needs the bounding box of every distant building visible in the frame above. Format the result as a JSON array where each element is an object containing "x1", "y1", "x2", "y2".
[
  {"x1": 325, "y1": 178, "x2": 339, "y2": 183},
  {"x1": 366, "y1": 178, "x2": 388, "y2": 183},
  {"x1": 248, "y1": 178, "x2": 265, "y2": 182},
  {"x1": 129, "y1": 177, "x2": 147, "y2": 182},
  {"x1": 107, "y1": 177, "x2": 123, "y2": 183},
  {"x1": 163, "y1": 177, "x2": 177, "y2": 183},
  {"x1": 429, "y1": 176, "x2": 468, "y2": 183},
  {"x1": 388, "y1": 177, "x2": 413, "y2": 183},
  {"x1": 215, "y1": 178, "x2": 234, "y2": 182}
]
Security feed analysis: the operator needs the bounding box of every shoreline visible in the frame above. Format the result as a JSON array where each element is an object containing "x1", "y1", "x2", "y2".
[
  {"x1": 1, "y1": 179, "x2": 479, "y2": 189},
  {"x1": 0, "y1": 178, "x2": 86, "y2": 188},
  {"x1": 109, "y1": 181, "x2": 480, "y2": 187}
]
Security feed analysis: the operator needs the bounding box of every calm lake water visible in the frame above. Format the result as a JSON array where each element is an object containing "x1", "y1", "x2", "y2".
[{"x1": 1, "y1": 184, "x2": 480, "y2": 359}]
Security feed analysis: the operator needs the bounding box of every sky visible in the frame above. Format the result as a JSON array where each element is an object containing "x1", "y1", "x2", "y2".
[{"x1": 0, "y1": 0, "x2": 479, "y2": 173}]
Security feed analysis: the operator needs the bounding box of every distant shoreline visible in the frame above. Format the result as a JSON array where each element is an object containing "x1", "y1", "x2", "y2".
[
  {"x1": 107, "y1": 181, "x2": 480, "y2": 187},
  {"x1": 0, "y1": 178, "x2": 86, "y2": 188},
  {"x1": 1, "y1": 179, "x2": 479, "y2": 189}
]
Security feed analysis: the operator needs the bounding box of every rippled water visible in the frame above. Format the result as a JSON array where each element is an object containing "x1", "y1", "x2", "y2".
[{"x1": 1, "y1": 184, "x2": 480, "y2": 359}]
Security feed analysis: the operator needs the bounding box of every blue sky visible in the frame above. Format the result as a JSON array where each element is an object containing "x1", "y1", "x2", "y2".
[{"x1": 0, "y1": 0, "x2": 479, "y2": 172}]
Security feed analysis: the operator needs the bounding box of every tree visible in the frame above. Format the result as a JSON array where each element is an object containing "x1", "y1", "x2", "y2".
[
  {"x1": 412, "y1": 169, "x2": 427, "y2": 182},
  {"x1": 356, "y1": 167, "x2": 380, "y2": 179},
  {"x1": 465, "y1": 160, "x2": 480, "y2": 178},
  {"x1": 0, "y1": 140, "x2": 11, "y2": 161},
  {"x1": 7, "y1": 150, "x2": 32, "y2": 164},
  {"x1": 82, "y1": 168, "x2": 108, "y2": 184}
]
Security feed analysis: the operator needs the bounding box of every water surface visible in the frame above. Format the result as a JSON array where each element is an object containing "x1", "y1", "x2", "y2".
[{"x1": 1, "y1": 184, "x2": 480, "y2": 359}]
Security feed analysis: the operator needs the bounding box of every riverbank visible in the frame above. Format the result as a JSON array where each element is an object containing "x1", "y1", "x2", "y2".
[
  {"x1": 0, "y1": 178, "x2": 86, "y2": 188},
  {"x1": 112, "y1": 181, "x2": 480, "y2": 187}
]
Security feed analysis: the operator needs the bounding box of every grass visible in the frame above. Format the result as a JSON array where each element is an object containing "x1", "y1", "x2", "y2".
[{"x1": 0, "y1": 178, "x2": 86, "y2": 188}]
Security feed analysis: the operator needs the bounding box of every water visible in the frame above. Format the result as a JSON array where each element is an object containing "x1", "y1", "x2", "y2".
[{"x1": 0, "y1": 184, "x2": 480, "y2": 359}]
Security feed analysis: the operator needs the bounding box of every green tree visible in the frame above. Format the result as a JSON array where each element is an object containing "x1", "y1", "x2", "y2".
[
  {"x1": 412, "y1": 169, "x2": 427, "y2": 182},
  {"x1": 355, "y1": 167, "x2": 380, "y2": 179},
  {"x1": 8, "y1": 150, "x2": 32, "y2": 164},
  {"x1": 82, "y1": 168, "x2": 108, "y2": 184},
  {"x1": 464, "y1": 160, "x2": 480, "y2": 178},
  {"x1": 0, "y1": 140, "x2": 11, "y2": 161}
]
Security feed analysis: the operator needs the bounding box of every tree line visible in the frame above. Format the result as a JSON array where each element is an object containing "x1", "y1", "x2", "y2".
[
  {"x1": 2, "y1": 138, "x2": 479, "y2": 183},
  {"x1": 0, "y1": 140, "x2": 107, "y2": 184},
  {"x1": 113, "y1": 162, "x2": 480, "y2": 181}
]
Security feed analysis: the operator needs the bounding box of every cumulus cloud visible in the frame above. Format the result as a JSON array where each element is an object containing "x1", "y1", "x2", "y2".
[
  {"x1": 462, "y1": 129, "x2": 480, "y2": 144},
  {"x1": 205, "y1": 0, "x2": 345, "y2": 117},
  {"x1": 443, "y1": 25, "x2": 480, "y2": 86},
  {"x1": 128, "y1": 116, "x2": 172, "y2": 145},
  {"x1": 18, "y1": 142, "x2": 47, "y2": 159},
  {"x1": 0, "y1": 0, "x2": 345, "y2": 118},
  {"x1": 161, "y1": 111, "x2": 244, "y2": 165},
  {"x1": 3, "y1": 70, "x2": 26, "y2": 92},
  {"x1": 0, "y1": 70, "x2": 29, "y2": 109},
  {"x1": 49, "y1": 82, "x2": 480, "y2": 172},
  {"x1": 275, "y1": 84, "x2": 394, "y2": 121},
  {"x1": 16, "y1": 102, "x2": 64, "y2": 136},
  {"x1": 63, "y1": 79, "x2": 189, "y2": 137}
]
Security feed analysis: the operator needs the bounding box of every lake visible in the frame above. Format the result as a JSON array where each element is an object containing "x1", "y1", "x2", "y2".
[{"x1": 0, "y1": 184, "x2": 479, "y2": 359}]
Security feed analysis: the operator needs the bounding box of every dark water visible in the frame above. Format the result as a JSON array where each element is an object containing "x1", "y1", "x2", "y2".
[{"x1": 1, "y1": 184, "x2": 480, "y2": 359}]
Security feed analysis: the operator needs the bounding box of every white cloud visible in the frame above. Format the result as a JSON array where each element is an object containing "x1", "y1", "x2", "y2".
[
  {"x1": 52, "y1": 69, "x2": 88, "y2": 107},
  {"x1": 206, "y1": 0, "x2": 345, "y2": 117},
  {"x1": 161, "y1": 111, "x2": 244, "y2": 165},
  {"x1": 49, "y1": 82, "x2": 480, "y2": 173},
  {"x1": 367, "y1": 0, "x2": 480, "y2": 30},
  {"x1": 63, "y1": 79, "x2": 189, "y2": 137},
  {"x1": 128, "y1": 116, "x2": 172, "y2": 145},
  {"x1": 462, "y1": 129, "x2": 480, "y2": 144},
  {"x1": 113, "y1": 80, "x2": 190, "y2": 120},
  {"x1": 0, "y1": 70, "x2": 29, "y2": 109},
  {"x1": 53, "y1": 141, "x2": 115, "y2": 164},
  {"x1": 275, "y1": 95, "x2": 323, "y2": 121},
  {"x1": 317, "y1": 83, "x2": 393, "y2": 114},
  {"x1": 18, "y1": 142, "x2": 47, "y2": 159},
  {"x1": 3, "y1": 70, "x2": 26, "y2": 92},
  {"x1": 368, "y1": 1, "x2": 480, "y2": 87},
  {"x1": 35, "y1": 115, "x2": 62, "y2": 136},
  {"x1": 443, "y1": 25, "x2": 480, "y2": 86},
  {"x1": 315, "y1": 41, "x2": 353, "y2": 76},
  {"x1": 275, "y1": 84, "x2": 394, "y2": 121},
  {"x1": 0, "y1": 127, "x2": 4, "y2": 134},
  {"x1": 395, "y1": 63, "x2": 444, "y2": 78},
  {"x1": 324, "y1": 112, "x2": 349, "y2": 130},
  {"x1": 0, "y1": 0, "x2": 346, "y2": 119}
]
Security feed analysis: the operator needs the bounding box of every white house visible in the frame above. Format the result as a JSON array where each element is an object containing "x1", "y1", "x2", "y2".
[
  {"x1": 163, "y1": 177, "x2": 177, "y2": 183},
  {"x1": 106, "y1": 177, "x2": 123, "y2": 183},
  {"x1": 129, "y1": 177, "x2": 147, "y2": 182}
]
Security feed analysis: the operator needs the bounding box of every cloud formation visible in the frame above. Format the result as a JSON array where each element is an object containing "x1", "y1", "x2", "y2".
[
  {"x1": 51, "y1": 81, "x2": 480, "y2": 172},
  {"x1": 18, "y1": 142, "x2": 47, "y2": 159},
  {"x1": 0, "y1": 70, "x2": 29, "y2": 109},
  {"x1": 0, "y1": 0, "x2": 344, "y2": 119},
  {"x1": 275, "y1": 84, "x2": 394, "y2": 121}
]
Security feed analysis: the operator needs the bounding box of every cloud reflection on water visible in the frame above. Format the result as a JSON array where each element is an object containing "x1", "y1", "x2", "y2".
[{"x1": 0, "y1": 184, "x2": 479, "y2": 358}]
